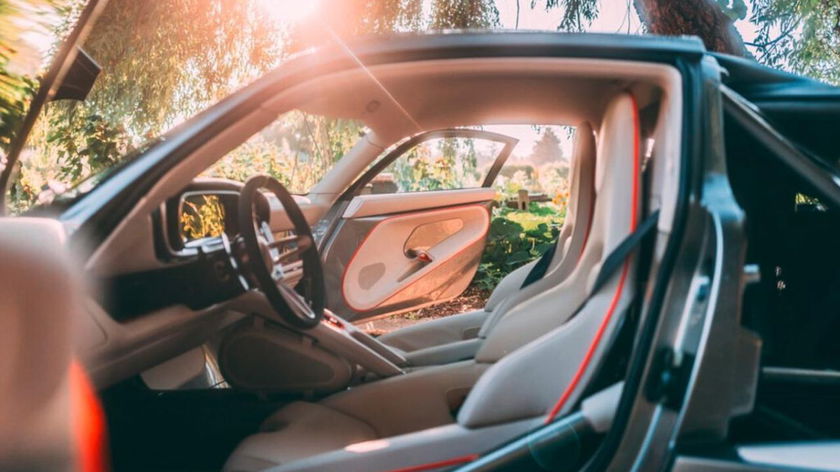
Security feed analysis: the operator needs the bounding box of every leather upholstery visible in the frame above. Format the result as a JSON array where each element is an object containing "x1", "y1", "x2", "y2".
[
  {"x1": 225, "y1": 93, "x2": 642, "y2": 472},
  {"x1": 459, "y1": 92, "x2": 641, "y2": 426},
  {"x1": 224, "y1": 402, "x2": 377, "y2": 472}
]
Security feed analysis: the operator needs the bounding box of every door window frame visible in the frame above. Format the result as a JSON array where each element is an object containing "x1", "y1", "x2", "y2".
[{"x1": 341, "y1": 128, "x2": 518, "y2": 198}]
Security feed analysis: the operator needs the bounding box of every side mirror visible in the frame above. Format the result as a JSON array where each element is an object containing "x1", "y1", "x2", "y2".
[{"x1": 50, "y1": 47, "x2": 100, "y2": 102}]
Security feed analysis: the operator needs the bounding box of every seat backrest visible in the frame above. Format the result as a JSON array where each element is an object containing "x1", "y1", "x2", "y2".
[
  {"x1": 458, "y1": 92, "x2": 642, "y2": 427},
  {"x1": 481, "y1": 121, "x2": 596, "y2": 319},
  {"x1": 0, "y1": 218, "x2": 107, "y2": 472}
]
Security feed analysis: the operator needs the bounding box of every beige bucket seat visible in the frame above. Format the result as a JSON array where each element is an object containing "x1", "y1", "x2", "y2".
[{"x1": 225, "y1": 92, "x2": 643, "y2": 472}]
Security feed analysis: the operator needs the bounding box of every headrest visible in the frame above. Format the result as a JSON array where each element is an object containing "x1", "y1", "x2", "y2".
[
  {"x1": 547, "y1": 121, "x2": 596, "y2": 272},
  {"x1": 592, "y1": 92, "x2": 641, "y2": 255}
]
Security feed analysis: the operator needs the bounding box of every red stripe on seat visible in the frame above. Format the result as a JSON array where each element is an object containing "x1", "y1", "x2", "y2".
[
  {"x1": 544, "y1": 93, "x2": 641, "y2": 424},
  {"x1": 70, "y1": 361, "x2": 109, "y2": 472}
]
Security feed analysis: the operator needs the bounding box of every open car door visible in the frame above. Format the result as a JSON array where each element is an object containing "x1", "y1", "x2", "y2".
[{"x1": 321, "y1": 129, "x2": 516, "y2": 321}]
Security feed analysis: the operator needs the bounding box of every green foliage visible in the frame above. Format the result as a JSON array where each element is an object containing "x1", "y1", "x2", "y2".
[
  {"x1": 389, "y1": 136, "x2": 482, "y2": 192},
  {"x1": 0, "y1": 72, "x2": 35, "y2": 151},
  {"x1": 751, "y1": 0, "x2": 840, "y2": 85},
  {"x1": 46, "y1": 112, "x2": 130, "y2": 181},
  {"x1": 430, "y1": 0, "x2": 500, "y2": 29},
  {"x1": 204, "y1": 112, "x2": 365, "y2": 193},
  {"x1": 75, "y1": 0, "x2": 283, "y2": 136},
  {"x1": 0, "y1": 0, "x2": 61, "y2": 151},
  {"x1": 472, "y1": 203, "x2": 564, "y2": 292},
  {"x1": 6, "y1": 0, "x2": 839, "y2": 217}
]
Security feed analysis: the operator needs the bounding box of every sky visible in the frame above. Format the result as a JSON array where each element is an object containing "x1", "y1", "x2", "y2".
[{"x1": 482, "y1": 125, "x2": 573, "y2": 160}]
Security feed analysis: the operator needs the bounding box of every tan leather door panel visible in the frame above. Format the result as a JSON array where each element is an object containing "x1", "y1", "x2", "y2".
[{"x1": 322, "y1": 194, "x2": 493, "y2": 320}]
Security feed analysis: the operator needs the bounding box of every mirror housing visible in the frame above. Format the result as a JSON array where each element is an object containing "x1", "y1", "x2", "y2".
[{"x1": 50, "y1": 47, "x2": 100, "y2": 102}]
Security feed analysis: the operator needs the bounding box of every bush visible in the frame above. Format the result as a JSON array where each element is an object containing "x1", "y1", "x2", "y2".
[{"x1": 472, "y1": 203, "x2": 564, "y2": 292}]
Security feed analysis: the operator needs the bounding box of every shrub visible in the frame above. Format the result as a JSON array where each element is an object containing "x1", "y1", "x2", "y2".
[{"x1": 472, "y1": 203, "x2": 564, "y2": 292}]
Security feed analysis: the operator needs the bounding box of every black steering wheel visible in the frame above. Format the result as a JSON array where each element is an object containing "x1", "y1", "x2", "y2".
[{"x1": 233, "y1": 175, "x2": 325, "y2": 329}]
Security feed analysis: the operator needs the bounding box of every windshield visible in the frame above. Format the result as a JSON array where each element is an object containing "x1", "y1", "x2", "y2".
[{"x1": 2, "y1": 0, "x2": 837, "y2": 214}]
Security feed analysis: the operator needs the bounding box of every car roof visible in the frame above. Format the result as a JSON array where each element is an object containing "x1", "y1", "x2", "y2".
[{"x1": 712, "y1": 52, "x2": 840, "y2": 98}]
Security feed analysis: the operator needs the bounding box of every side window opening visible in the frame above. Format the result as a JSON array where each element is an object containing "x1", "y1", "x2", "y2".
[{"x1": 362, "y1": 135, "x2": 502, "y2": 194}]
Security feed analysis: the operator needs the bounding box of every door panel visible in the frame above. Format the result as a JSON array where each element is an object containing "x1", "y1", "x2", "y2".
[
  {"x1": 342, "y1": 188, "x2": 496, "y2": 218},
  {"x1": 322, "y1": 129, "x2": 515, "y2": 321},
  {"x1": 343, "y1": 204, "x2": 489, "y2": 312},
  {"x1": 323, "y1": 194, "x2": 494, "y2": 321}
]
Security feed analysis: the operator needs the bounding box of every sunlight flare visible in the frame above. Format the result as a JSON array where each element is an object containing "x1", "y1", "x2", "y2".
[{"x1": 256, "y1": 0, "x2": 319, "y2": 24}]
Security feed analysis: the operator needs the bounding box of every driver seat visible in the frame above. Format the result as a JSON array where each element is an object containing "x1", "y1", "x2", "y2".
[
  {"x1": 376, "y1": 121, "x2": 597, "y2": 355},
  {"x1": 224, "y1": 91, "x2": 643, "y2": 472}
]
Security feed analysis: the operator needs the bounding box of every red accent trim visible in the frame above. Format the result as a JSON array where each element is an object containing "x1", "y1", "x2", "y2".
[
  {"x1": 340, "y1": 204, "x2": 491, "y2": 313},
  {"x1": 544, "y1": 93, "x2": 641, "y2": 424},
  {"x1": 383, "y1": 454, "x2": 479, "y2": 472},
  {"x1": 69, "y1": 361, "x2": 108, "y2": 472}
]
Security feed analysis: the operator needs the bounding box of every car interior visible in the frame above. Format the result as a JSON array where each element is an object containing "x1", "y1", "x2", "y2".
[{"x1": 4, "y1": 55, "x2": 688, "y2": 472}]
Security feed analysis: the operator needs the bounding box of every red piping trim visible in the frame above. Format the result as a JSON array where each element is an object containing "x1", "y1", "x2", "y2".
[
  {"x1": 383, "y1": 454, "x2": 479, "y2": 472},
  {"x1": 544, "y1": 93, "x2": 641, "y2": 424},
  {"x1": 70, "y1": 361, "x2": 108, "y2": 472},
  {"x1": 340, "y1": 204, "x2": 491, "y2": 312}
]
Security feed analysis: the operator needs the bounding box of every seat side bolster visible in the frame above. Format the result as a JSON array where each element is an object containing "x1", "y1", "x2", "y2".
[
  {"x1": 482, "y1": 260, "x2": 535, "y2": 312},
  {"x1": 265, "y1": 419, "x2": 541, "y2": 472},
  {"x1": 322, "y1": 360, "x2": 488, "y2": 437},
  {"x1": 458, "y1": 276, "x2": 634, "y2": 428}
]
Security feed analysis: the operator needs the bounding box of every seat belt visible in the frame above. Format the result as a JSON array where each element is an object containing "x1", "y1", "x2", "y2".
[
  {"x1": 590, "y1": 210, "x2": 659, "y2": 294},
  {"x1": 521, "y1": 210, "x2": 660, "y2": 291},
  {"x1": 520, "y1": 239, "x2": 558, "y2": 288}
]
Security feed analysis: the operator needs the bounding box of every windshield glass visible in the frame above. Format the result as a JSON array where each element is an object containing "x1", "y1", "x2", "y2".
[{"x1": 3, "y1": 0, "x2": 837, "y2": 214}]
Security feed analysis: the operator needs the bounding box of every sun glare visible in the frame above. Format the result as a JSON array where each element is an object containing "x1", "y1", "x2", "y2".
[{"x1": 257, "y1": 0, "x2": 320, "y2": 24}]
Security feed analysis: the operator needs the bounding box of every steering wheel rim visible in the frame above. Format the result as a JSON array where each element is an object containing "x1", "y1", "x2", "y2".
[{"x1": 236, "y1": 175, "x2": 325, "y2": 329}]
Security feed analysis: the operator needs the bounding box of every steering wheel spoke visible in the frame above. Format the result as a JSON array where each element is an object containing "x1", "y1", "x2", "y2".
[{"x1": 232, "y1": 175, "x2": 325, "y2": 329}]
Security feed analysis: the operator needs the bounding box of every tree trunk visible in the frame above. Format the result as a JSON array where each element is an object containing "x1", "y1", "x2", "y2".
[{"x1": 634, "y1": 0, "x2": 748, "y2": 56}]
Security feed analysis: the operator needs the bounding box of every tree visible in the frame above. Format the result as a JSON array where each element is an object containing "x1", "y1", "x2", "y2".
[
  {"x1": 750, "y1": 0, "x2": 840, "y2": 85},
  {"x1": 633, "y1": 0, "x2": 750, "y2": 56},
  {"x1": 71, "y1": 0, "x2": 283, "y2": 136},
  {"x1": 430, "y1": 0, "x2": 499, "y2": 29},
  {"x1": 529, "y1": 128, "x2": 564, "y2": 166},
  {"x1": 6, "y1": 0, "x2": 840, "y2": 214},
  {"x1": 533, "y1": 0, "x2": 839, "y2": 84},
  {"x1": 532, "y1": 0, "x2": 750, "y2": 56}
]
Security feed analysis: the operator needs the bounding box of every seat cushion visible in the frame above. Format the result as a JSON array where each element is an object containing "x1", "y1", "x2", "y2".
[
  {"x1": 224, "y1": 402, "x2": 377, "y2": 472},
  {"x1": 377, "y1": 309, "x2": 489, "y2": 352}
]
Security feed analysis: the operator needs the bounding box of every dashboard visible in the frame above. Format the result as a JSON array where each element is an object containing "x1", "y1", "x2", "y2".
[{"x1": 99, "y1": 181, "x2": 251, "y2": 321}]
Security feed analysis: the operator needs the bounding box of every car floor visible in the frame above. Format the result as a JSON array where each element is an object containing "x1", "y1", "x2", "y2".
[{"x1": 102, "y1": 378, "x2": 301, "y2": 471}]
